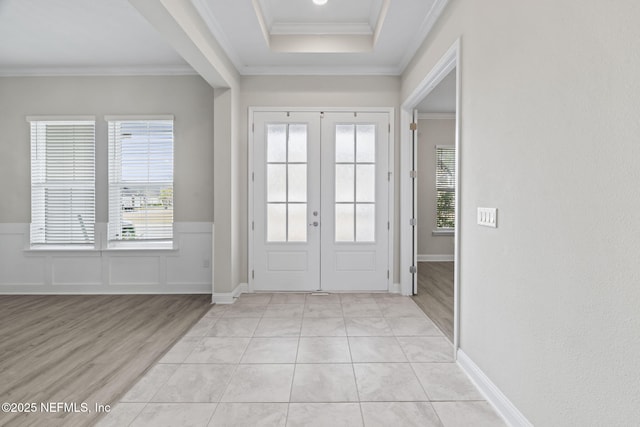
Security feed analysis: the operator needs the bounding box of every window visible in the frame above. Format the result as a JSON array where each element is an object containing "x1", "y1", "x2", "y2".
[
  {"x1": 107, "y1": 117, "x2": 174, "y2": 246},
  {"x1": 335, "y1": 124, "x2": 376, "y2": 242},
  {"x1": 29, "y1": 118, "x2": 96, "y2": 246},
  {"x1": 436, "y1": 146, "x2": 455, "y2": 229},
  {"x1": 266, "y1": 123, "x2": 308, "y2": 242}
]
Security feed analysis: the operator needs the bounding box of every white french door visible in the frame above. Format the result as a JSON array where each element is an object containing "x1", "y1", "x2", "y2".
[{"x1": 251, "y1": 110, "x2": 390, "y2": 292}]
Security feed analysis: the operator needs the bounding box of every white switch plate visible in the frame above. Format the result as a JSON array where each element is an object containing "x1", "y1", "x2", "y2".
[{"x1": 477, "y1": 207, "x2": 498, "y2": 228}]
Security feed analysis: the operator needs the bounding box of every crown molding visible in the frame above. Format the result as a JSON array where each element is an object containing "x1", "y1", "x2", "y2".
[
  {"x1": 0, "y1": 65, "x2": 197, "y2": 77},
  {"x1": 397, "y1": 0, "x2": 449, "y2": 74},
  {"x1": 239, "y1": 64, "x2": 402, "y2": 76},
  {"x1": 270, "y1": 22, "x2": 372, "y2": 36}
]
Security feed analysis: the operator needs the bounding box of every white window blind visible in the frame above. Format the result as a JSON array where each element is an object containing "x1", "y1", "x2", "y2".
[
  {"x1": 436, "y1": 146, "x2": 455, "y2": 229},
  {"x1": 108, "y1": 119, "x2": 174, "y2": 244},
  {"x1": 30, "y1": 119, "x2": 96, "y2": 245}
]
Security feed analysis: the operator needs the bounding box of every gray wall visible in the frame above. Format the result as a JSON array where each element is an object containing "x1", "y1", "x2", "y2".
[
  {"x1": 239, "y1": 75, "x2": 402, "y2": 284},
  {"x1": 417, "y1": 118, "x2": 455, "y2": 257},
  {"x1": 403, "y1": 0, "x2": 640, "y2": 424},
  {"x1": 0, "y1": 75, "x2": 214, "y2": 223}
]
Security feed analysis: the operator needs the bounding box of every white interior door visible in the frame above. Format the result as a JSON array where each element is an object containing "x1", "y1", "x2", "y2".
[
  {"x1": 252, "y1": 110, "x2": 390, "y2": 292},
  {"x1": 320, "y1": 113, "x2": 390, "y2": 291},
  {"x1": 253, "y1": 112, "x2": 321, "y2": 291}
]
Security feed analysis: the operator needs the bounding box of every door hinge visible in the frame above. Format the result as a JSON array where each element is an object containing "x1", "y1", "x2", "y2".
[
  {"x1": 252, "y1": 123, "x2": 254, "y2": 132},
  {"x1": 252, "y1": 270, "x2": 254, "y2": 279},
  {"x1": 388, "y1": 123, "x2": 391, "y2": 133},
  {"x1": 409, "y1": 170, "x2": 417, "y2": 179},
  {"x1": 252, "y1": 221, "x2": 254, "y2": 231},
  {"x1": 388, "y1": 171, "x2": 391, "y2": 181},
  {"x1": 252, "y1": 172, "x2": 254, "y2": 182},
  {"x1": 409, "y1": 265, "x2": 417, "y2": 274},
  {"x1": 410, "y1": 218, "x2": 417, "y2": 226},
  {"x1": 387, "y1": 270, "x2": 390, "y2": 279},
  {"x1": 387, "y1": 221, "x2": 390, "y2": 230},
  {"x1": 410, "y1": 122, "x2": 417, "y2": 131}
]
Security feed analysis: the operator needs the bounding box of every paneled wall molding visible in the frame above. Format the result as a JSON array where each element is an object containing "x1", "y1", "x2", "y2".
[{"x1": 0, "y1": 222, "x2": 212, "y2": 294}]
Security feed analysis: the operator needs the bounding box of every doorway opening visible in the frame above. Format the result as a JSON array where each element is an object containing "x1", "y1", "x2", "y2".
[
  {"x1": 400, "y1": 39, "x2": 461, "y2": 350},
  {"x1": 412, "y1": 81, "x2": 456, "y2": 340}
]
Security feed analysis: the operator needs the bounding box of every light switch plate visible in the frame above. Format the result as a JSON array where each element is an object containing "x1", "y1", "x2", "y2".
[{"x1": 477, "y1": 207, "x2": 497, "y2": 228}]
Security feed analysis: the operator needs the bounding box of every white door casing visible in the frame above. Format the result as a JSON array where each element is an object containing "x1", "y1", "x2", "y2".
[{"x1": 251, "y1": 109, "x2": 391, "y2": 292}]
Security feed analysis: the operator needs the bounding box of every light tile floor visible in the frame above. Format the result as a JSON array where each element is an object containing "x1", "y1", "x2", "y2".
[{"x1": 98, "y1": 293, "x2": 507, "y2": 427}]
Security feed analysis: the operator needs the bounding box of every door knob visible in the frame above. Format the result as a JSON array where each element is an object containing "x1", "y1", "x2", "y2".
[{"x1": 309, "y1": 221, "x2": 319, "y2": 227}]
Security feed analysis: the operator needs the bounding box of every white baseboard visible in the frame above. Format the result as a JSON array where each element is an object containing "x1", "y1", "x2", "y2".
[
  {"x1": 457, "y1": 350, "x2": 533, "y2": 427},
  {"x1": 417, "y1": 254, "x2": 454, "y2": 262},
  {"x1": 212, "y1": 282, "x2": 248, "y2": 304},
  {"x1": 389, "y1": 282, "x2": 401, "y2": 294}
]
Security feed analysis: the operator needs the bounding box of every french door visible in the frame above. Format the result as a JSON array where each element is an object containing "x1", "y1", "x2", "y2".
[{"x1": 251, "y1": 110, "x2": 390, "y2": 292}]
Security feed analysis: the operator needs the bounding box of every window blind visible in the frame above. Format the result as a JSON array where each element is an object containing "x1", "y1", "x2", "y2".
[
  {"x1": 108, "y1": 119, "x2": 174, "y2": 243},
  {"x1": 436, "y1": 146, "x2": 455, "y2": 229},
  {"x1": 30, "y1": 120, "x2": 96, "y2": 245}
]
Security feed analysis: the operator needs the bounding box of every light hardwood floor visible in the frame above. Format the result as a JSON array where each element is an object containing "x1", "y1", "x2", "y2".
[
  {"x1": 412, "y1": 262, "x2": 454, "y2": 341},
  {"x1": 0, "y1": 294, "x2": 211, "y2": 427}
]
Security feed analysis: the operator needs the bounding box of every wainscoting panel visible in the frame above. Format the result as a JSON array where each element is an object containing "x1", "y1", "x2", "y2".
[
  {"x1": 0, "y1": 222, "x2": 212, "y2": 294},
  {"x1": 52, "y1": 256, "x2": 102, "y2": 286},
  {"x1": 109, "y1": 256, "x2": 160, "y2": 286}
]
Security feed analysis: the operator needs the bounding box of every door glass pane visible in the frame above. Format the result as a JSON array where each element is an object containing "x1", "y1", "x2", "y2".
[
  {"x1": 335, "y1": 164, "x2": 354, "y2": 202},
  {"x1": 267, "y1": 164, "x2": 286, "y2": 202},
  {"x1": 355, "y1": 204, "x2": 375, "y2": 242},
  {"x1": 288, "y1": 164, "x2": 307, "y2": 202},
  {"x1": 335, "y1": 204, "x2": 354, "y2": 242},
  {"x1": 288, "y1": 204, "x2": 307, "y2": 242},
  {"x1": 356, "y1": 164, "x2": 375, "y2": 202},
  {"x1": 267, "y1": 124, "x2": 287, "y2": 162},
  {"x1": 288, "y1": 124, "x2": 307, "y2": 163},
  {"x1": 267, "y1": 204, "x2": 286, "y2": 242},
  {"x1": 356, "y1": 125, "x2": 375, "y2": 162},
  {"x1": 335, "y1": 125, "x2": 355, "y2": 162}
]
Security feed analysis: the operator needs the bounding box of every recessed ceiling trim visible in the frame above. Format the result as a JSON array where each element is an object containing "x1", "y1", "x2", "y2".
[
  {"x1": 270, "y1": 22, "x2": 372, "y2": 36},
  {"x1": 0, "y1": 65, "x2": 197, "y2": 77},
  {"x1": 372, "y1": 0, "x2": 390, "y2": 45},
  {"x1": 238, "y1": 64, "x2": 402, "y2": 76},
  {"x1": 269, "y1": 34, "x2": 373, "y2": 53},
  {"x1": 251, "y1": 0, "x2": 272, "y2": 49},
  {"x1": 252, "y1": 0, "x2": 389, "y2": 53}
]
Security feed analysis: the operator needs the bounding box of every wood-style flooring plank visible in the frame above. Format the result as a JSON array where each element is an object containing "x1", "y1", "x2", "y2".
[
  {"x1": 412, "y1": 262, "x2": 454, "y2": 341},
  {"x1": 0, "y1": 294, "x2": 211, "y2": 427}
]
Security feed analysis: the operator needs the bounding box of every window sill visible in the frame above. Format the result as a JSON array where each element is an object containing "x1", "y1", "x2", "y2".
[
  {"x1": 25, "y1": 242, "x2": 177, "y2": 254},
  {"x1": 105, "y1": 241, "x2": 176, "y2": 251},
  {"x1": 25, "y1": 245, "x2": 100, "y2": 254},
  {"x1": 432, "y1": 229, "x2": 455, "y2": 236}
]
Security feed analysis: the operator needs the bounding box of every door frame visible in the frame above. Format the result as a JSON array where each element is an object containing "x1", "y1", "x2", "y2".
[
  {"x1": 400, "y1": 39, "x2": 461, "y2": 352},
  {"x1": 248, "y1": 107, "x2": 395, "y2": 293}
]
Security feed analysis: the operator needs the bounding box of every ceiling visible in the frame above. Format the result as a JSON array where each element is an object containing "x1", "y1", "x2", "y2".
[
  {"x1": 0, "y1": 0, "x2": 192, "y2": 76},
  {"x1": 0, "y1": 0, "x2": 449, "y2": 77}
]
